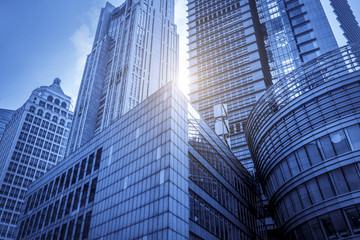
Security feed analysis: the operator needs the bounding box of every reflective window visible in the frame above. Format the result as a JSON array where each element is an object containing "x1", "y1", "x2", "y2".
[
  {"x1": 347, "y1": 125, "x2": 360, "y2": 150},
  {"x1": 319, "y1": 136, "x2": 336, "y2": 159},
  {"x1": 330, "y1": 130, "x2": 350, "y2": 155}
]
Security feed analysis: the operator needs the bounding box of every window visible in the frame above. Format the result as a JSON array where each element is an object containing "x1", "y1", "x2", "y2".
[
  {"x1": 67, "y1": 219, "x2": 75, "y2": 239},
  {"x1": 47, "y1": 95, "x2": 53, "y2": 102},
  {"x1": 89, "y1": 178, "x2": 97, "y2": 203},
  {"x1": 65, "y1": 168, "x2": 72, "y2": 189},
  {"x1": 86, "y1": 154, "x2": 94, "y2": 176},
  {"x1": 81, "y1": 183, "x2": 89, "y2": 208},
  {"x1": 330, "y1": 130, "x2": 350, "y2": 155},
  {"x1": 305, "y1": 142, "x2": 322, "y2": 165},
  {"x1": 72, "y1": 164, "x2": 79, "y2": 185},
  {"x1": 83, "y1": 211, "x2": 92, "y2": 239},
  {"x1": 94, "y1": 148, "x2": 102, "y2": 171},
  {"x1": 342, "y1": 164, "x2": 360, "y2": 191},
  {"x1": 72, "y1": 187, "x2": 81, "y2": 211},
  {"x1": 79, "y1": 158, "x2": 86, "y2": 181},
  {"x1": 331, "y1": 168, "x2": 349, "y2": 194},
  {"x1": 347, "y1": 124, "x2": 360, "y2": 150},
  {"x1": 74, "y1": 215, "x2": 83, "y2": 239},
  {"x1": 65, "y1": 192, "x2": 73, "y2": 216}
]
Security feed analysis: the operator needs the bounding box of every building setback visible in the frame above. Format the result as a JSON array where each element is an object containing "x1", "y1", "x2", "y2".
[
  {"x1": 246, "y1": 45, "x2": 360, "y2": 239},
  {"x1": 0, "y1": 109, "x2": 15, "y2": 140},
  {"x1": 0, "y1": 79, "x2": 72, "y2": 239},
  {"x1": 256, "y1": 0, "x2": 339, "y2": 83},
  {"x1": 17, "y1": 83, "x2": 265, "y2": 240},
  {"x1": 187, "y1": 0, "x2": 272, "y2": 172},
  {"x1": 331, "y1": 0, "x2": 360, "y2": 45},
  {"x1": 67, "y1": 0, "x2": 179, "y2": 155}
]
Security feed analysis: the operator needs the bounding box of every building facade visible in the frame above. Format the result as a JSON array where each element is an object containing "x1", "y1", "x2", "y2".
[
  {"x1": 67, "y1": 0, "x2": 179, "y2": 154},
  {"x1": 246, "y1": 45, "x2": 360, "y2": 239},
  {"x1": 187, "y1": 0, "x2": 272, "y2": 172},
  {"x1": 0, "y1": 79, "x2": 72, "y2": 239},
  {"x1": 0, "y1": 109, "x2": 14, "y2": 139},
  {"x1": 256, "y1": 0, "x2": 339, "y2": 83},
  {"x1": 331, "y1": 0, "x2": 360, "y2": 45},
  {"x1": 17, "y1": 83, "x2": 265, "y2": 240}
]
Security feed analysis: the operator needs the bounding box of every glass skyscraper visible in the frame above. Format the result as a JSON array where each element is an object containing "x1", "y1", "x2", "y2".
[
  {"x1": 67, "y1": 0, "x2": 179, "y2": 155},
  {"x1": 246, "y1": 45, "x2": 360, "y2": 239},
  {"x1": 17, "y1": 83, "x2": 265, "y2": 240},
  {"x1": 0, "y1": 109, "x2": 14, "y2": 140},
  {"x1": 0, "y1": 79, "x2": 72, "y2": 239},
  {"x1": 256, "y1": 0, "x2": 339, "y2": 83},
  {"x1": 331, "y1": 0, "x2": 360, "y2": 45},
  {"x1": 187, "y1": 0, "x2": 272, "y2": 172},
  {"x1": 15, "y1": 0, "x2": 266, "y2": 239}
]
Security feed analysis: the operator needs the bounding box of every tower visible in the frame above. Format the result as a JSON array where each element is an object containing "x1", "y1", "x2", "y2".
[
  {"x1": 0, "y1": 79, "x2": 72, "y2": 239},
  {"x1": 67, "y1": 0, "x2": 179, "y2": 154},
  {"x1": 187, "y1": 0, "x2": 272, "y2": 172},
  {"x1": 256, "y1": 0, "x2": 339, "y2": 83}
]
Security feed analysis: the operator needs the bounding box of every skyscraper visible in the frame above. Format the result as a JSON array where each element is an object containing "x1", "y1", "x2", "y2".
[
  {"x1": 256, "y1": 0, "x2": 339, "y2": 83},
  {"x1": 0, "y1": 79, "x2": 72, "y2": 239},
  {"x1": 246, "y1": 45, "x2": 360, "y2": 239},
  {"x1": 67, "y1": 0, "x2": 179, "y2": 154},
  {"x1": 187, "y1": 0, "x2": 272, "y2": 171},
  {"x1": 0, "y1": 109, "x2": 14, "y2": 139},
  {"x1": 17, "y1": 83, "x2": 265, "y2": 240},
  {"x1": 331, "y1": 0, "x2": 360, "y2": 44}
]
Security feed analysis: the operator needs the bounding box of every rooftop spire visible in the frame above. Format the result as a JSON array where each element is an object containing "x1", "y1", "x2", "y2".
[{"x1": 53, "y1": 78, "x2": 61, "y2": 85}]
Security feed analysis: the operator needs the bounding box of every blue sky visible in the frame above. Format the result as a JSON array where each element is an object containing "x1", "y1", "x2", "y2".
[{"x1": 0, "y1": 0, "x2": 358, "y2": 110}]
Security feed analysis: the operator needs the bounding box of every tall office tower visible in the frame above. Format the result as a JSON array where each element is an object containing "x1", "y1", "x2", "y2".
[
  {"x1": 331, "y1": 0, "x2": 360, "y2": 44},
  {"x1": 0, "y1": 109, "x2": 14, "y2": 139},
  {"x1": 256, "y1": 0, "x2": 339, "y2": 83},
  {"x1": 246, "y1": 45, "x2": 360, "y2": 239},
  {"x1": 187, "y1": 0, "x2": 272, "y2": 171},
  {"x1": 17, "y1": 83, "x2": 265, "y2": 240},
  {"x1": 67, "y1": 0, "x2": 178, "y2": 154},
  {"x1": 0, "y1": 79, "x2": 72, "y2": 239}
]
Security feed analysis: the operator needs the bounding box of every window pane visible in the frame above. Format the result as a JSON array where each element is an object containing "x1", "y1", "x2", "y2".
[
  {"x1": 319, "y1": 136, "x2": 336, "y2": 159},
  {"x1": 287, "y1": 154, "x2": 300, "y2": 176},
  {"x1": 305, "y1": 142, "x2": 322, "y2": 165},
  {"x1": 342, "y1": 164, "x2": 360, "y2": 191},
  {"x1": 320, "y1": 214, "x2": 336, "y2": 239},
  {"x1": 347, "y1": 124, "x2": 360, "y2": 150},
  {"x1": 290, "y1": 190, "x2": 303, "y2": 213},
  {"x1": 329, "y1": 130, "x2": 350, "y2": 155},
  {"x1": 296, "y1": 147, "x2": 311, "y2": 170},
  {"x1": 306, "y1": 179, "x2": 323, "y2": 204},
  {"x1": 345, "y1": 207, "x2": 360, "y2": 234},
  {"x1": 317, "y1": 174, "x2": 335, "y2": 199},
  {"x1": 280, "y1": 160, "x2": 291, "y2": 180},
  {"x1": 297, "y1": 185, "x2": 312, "y2": 208},
  {"x1": 331, "y1": 168, "x2": 349, "y2": 194},
  {"x1": 329, "y1": 210, "x2": 350, "y2": 237},
  {"x1": 309, "y1": 218, "x2": 324, "y2": 240}
]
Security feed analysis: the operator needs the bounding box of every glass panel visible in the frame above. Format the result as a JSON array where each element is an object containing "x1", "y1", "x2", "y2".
[
  {"x1": 317, "y1": 174, "x2": 335, "y2": 199},
  {"x1": 329, "y1": 210, "x2": 350, "y2": 237},
  {"x1": 347, "y1": 124, "x2": 360, "y2": 150},
  {"x1": 319, "y1": 135, "x2": 336, "y2": 159},
  {"x1": 331, "y1": 168, "x2": 349, "y2": 194},
  {"x1": 290, "y1": 190, "x2": 303, "y2": 213},
  {"x1": 329, "y1": 130, "x2": 350, "y2": 155},
  {"x1": 306, "y1": 179, "x2": 323, "y2": 204},
  {"x1": 296, "y1": 147, "x2": 311, "y2": 170},
  {"x1": 287, "y1": 154, "x2": 300, "y2": 176},
  {"x1": 345, "y1": 207, "x2": 360, "y2": 234},
  {"x1": 342, "y1": 164, "x2": 360, "y2": 191},
  {"x1": 320, "y1": 214, "x2": 336, "y2": 239},
  {"x1": 301, "y1": 222, "x2": 314, "y2": 240},
  {"x1": 280, "y1": 159, "x2": 291, "y2": 180},
  {"x1": 297, "y1": 184, "x2": 312, "y2": 208},
  {"x1": 305, "y1": 142, "x2": 322, "y2": 165},
  {"x1": 309, "y1": 218, "x2": 324, "y2": 240}
]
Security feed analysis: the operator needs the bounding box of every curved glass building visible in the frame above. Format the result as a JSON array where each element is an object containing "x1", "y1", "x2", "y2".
[{"x1": 246, "y1": 45, "x2": 360, "y2": 239}]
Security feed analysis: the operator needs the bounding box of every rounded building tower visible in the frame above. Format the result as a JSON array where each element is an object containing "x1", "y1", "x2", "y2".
[{"x1": 246, "y1": 45, "x2": 360, "y2": 239}]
